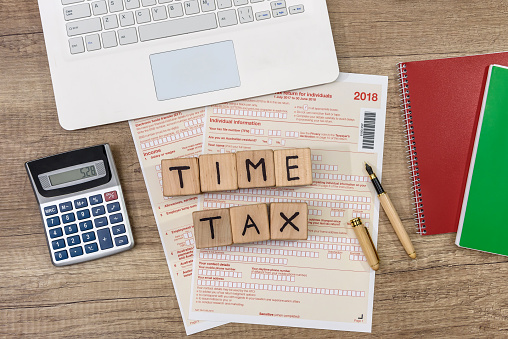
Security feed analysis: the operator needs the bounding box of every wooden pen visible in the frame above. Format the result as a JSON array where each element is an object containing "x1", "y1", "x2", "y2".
[
  {"x1": 365, "y1": 163, "x2": 417, "y2": 259},
  {"x1": 351, "y1": 217, "x2": 379, "y2": 271}
]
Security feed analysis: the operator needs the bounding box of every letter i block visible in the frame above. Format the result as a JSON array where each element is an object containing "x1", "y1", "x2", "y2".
[
  {"x1": 161, "y1": 158, "x2": 201, "y2": 196},
  {"x1": 274, "y1": 148, "x2": 313, "y2": 187},
  {"x1": 199, "y1": 153, "x2": 238, "y2": 192},
  {"x1": 270, "y1": 202, "x2": 308, "y2": 240},
  {"x1": 236, "y1": 149, "x2": 276, "y2": 189},
  {"x1": 230, "y1": 204, "x2": 270, "y2": 244},
  {"x1": 193, "y1": 208, "x2": 233, "y2": 249}
]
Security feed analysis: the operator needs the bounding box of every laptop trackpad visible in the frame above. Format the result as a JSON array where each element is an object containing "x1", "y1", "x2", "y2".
[{"x1": 150, "y1": 40, "x2": 241, "y2": 101}]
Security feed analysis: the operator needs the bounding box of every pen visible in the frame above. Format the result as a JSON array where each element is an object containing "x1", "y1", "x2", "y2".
[
  {"x1": 351, "y1": 217, "x2": 379, "y2": 271},
  {"x1": 365, "y1": 163, "x2": 417, "y2": 259}
]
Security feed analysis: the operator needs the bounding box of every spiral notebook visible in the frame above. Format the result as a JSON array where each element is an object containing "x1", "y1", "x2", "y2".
[
  {"x1": 456, "y1": 65, "x2": 508, "y2": 255},
  {"x1": 397, "y1": 52, "x2": 508, "y2": 235}
]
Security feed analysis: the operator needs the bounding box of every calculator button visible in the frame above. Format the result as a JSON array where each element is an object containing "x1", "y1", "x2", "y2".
[
  {"x1": 46, "y1": 216, "x2": 61, "y2": 227},
  {"x1": 90, "y1": 194, "x2": 103, "y2": 205},
  {"x1": 82, "y1": 231, "x2": 96, "y2": 242},
  {"x1": 77, "y1": 209, "x2": 91, "y2": 220},
  {"x1": 52, "y1": 239, "x2": 66, "y2": 250},
  {"x1": 54, "y1": 250, "x2": 68, "y2": 261},
  {"x1": 92, "y1": 206, "x2": 106, "y2": 216},
  {"x1": 69, "y1": 246, "x2": 84, "y2": 257},
  {"x1": 74, "y1": 198, "x2": 88, "y2": 209},
  {"x1": 112, "y1": 224, "x2": 126, "y2": 235},
  {"x1": 84, "y1": 243, "x2": 99, "y2": 253},
  {"x1": 59, "y1": 201, "x2": 73, "y2": 212},
  {"x1": 49, "y1": 227, "x2": 63, "y2": 239},
  {"x1": 97, "y1": 228, "x2": 113, "y2": 250},
  {"x1": 79, "y1": 220, "x2": 93, "y2": 231},
  {"x1": 107, "y1": 202, "x2": 121, "y2": 213},
  {"x1": 104, "y1": 190, "x2": 118, "y2": 202},
  {"x1": 109, "y1": 213, "x2": 123, "y2": 224},
  {"x1": 44, "y1": 205, "x2": 58, "y2": 216},
  {"x1": 94, "y1": 217, "x2": 108, "y2": 228},
  {"x1": 64, "y1": 224, "x2": 78, "y2": 235},
  {"x1": 62, "y1": 213, "x2": 76, "y2": 224},
  {"x1": 114, "y1": 235, "x2": 129, "y2": 246},
  {"x1": 67, "y1": 235, "x2": 81, "y2": 246}
]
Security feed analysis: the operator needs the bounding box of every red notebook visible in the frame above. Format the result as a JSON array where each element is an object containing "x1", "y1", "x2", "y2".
[{"x1": 398, "y1": 52, "x2": 508, "y2": 235}]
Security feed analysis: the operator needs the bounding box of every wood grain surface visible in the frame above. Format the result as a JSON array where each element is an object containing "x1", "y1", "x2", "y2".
[{"x1": 2, "y1": 0, "x2": 508, "y2": 337}]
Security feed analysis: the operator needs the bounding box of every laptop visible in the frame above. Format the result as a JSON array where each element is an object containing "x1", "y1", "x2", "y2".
[{"x1": 38, "y1": 0, "x2": 339, "y2": 130}]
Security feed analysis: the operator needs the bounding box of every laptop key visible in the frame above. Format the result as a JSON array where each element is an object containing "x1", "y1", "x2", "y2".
[
  {"x1": 66, "y1": 17, "x2": 102, "y2": 37},
  {"x1": 218, "y1": 9, "x2": 237, "y2": 27},
  {"x1": 238, "y1": 6, "x2": 253, "y2": 23},
  {"x1": 69, "y1": 37, "x2": 85, "y2": 54},
  {"x1": 64, "y1": 3, "x2": 91, "y2": 21},
  {"x1": 125, "y1": 0, "x2": 141, "y2": 9},
  {"x1": 138, "y1": 13, "x2": 217, "y2": 42},
  {"x1": 167, "y1": 3, "x2": 184, "y2": 17},
  {"x1": 108, "y1": 0, "x2": 124, "y2": 12},
  {"x1": 217, "y1": 0, "x2": 232, "y2": 9},
  {"x1": 102, "y1": 31, "x2": 118, "y2": 48},
  {"x1": 62, "y1": 0, "x2": 84, "y2": 5},
  {"x1": 118, "y1": 27, "x2": 139, "y2": 45},
  {"x1": 200, "y1": 0, "x2": 216, "y2": 12},
  {"x1": 103, "y1": 14, "x2": 119, "y2": 29}
]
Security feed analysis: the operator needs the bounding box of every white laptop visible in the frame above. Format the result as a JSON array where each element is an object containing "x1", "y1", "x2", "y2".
[{"x1": 38, "y1": 0, "x2": 339, "y2": 130}]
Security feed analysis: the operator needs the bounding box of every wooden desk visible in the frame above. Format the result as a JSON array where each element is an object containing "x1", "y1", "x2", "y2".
[{"x1": 2, "y1": 1, "x2": 508, "y2": 337}]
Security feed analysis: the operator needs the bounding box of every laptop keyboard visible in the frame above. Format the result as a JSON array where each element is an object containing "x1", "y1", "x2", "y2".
[{"x1": 63, "y1": 0, "x2": 305, "y2": 54}]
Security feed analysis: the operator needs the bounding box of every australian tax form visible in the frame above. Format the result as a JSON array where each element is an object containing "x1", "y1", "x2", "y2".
[
  {"x1": 189, "y1": 73, "x2": 388, "y2": 332},
  {"x1": 129, "y1": 108, "x2": 226, "y2": 334}
]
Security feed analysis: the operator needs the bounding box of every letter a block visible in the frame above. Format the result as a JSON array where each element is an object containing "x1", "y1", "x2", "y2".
[
  {"x1": 236, "y1": 150, "x2": 276, "y2": 189},
  {"x1": 230, "y1": 204, "x2": 270, "y2": 244},
  {"x1": 193, "y1": 208, "x2": 233, "y2": 249},
  {"x1": 199, "y1": 153, "x2": 238, "y2": 192},
  {"x1": 274, "y1": 148, "x2": 313, "y2": 187},
  {"x1": 162, "y1": 158, "x2": 201, "y2": 196},
  {"x1": 270, "y1": 202, "x2": 308, "y2": 240}
]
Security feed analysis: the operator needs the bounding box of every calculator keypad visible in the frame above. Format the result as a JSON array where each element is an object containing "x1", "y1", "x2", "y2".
[{"x1": 40, "y1": 187, "x2": 133, "y2": 266}]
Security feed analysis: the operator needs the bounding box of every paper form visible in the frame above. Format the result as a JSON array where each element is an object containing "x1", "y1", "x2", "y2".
[
  {"x1": 128, "y1": 108, "x2": 226, "y2": 335},
  {"x1": 189, "y1": 73, "x2": 388, "y2": 332}
]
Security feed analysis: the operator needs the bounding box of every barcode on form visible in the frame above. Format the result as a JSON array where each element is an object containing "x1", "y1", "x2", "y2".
[{"x1": 361, "y1": 111, "x2": 376, "y2": 150}]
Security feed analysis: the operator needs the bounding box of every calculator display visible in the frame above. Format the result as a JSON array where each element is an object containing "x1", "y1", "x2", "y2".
[{"x1": 49, "y1": 165, "x2": 97, "y2": 186}]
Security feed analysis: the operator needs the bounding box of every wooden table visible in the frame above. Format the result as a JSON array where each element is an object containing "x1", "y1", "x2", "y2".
[{"x1": 2, "y1": 1, "x2": 508, "y2": 337}]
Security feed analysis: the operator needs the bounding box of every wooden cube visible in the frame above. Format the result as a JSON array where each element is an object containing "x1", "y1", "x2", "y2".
[
  {"x1": 230, "y1": 204, "x2": 270, "y2": 244},
  {"x1": 274, "y1": 148, "x2": 313, "y2": 187},
  {"x1": 162, "y1": 158, "x2": 200, "y2": 196},
  {"x1": 193, "y1": 208, "x2": 233, "y2": 249},
  {"x1": 270, "y1": 202, "x2": 308, "y2": 240},
  {"x1": 236, "y1": 150, "x2": 276, "y2": 189},
  {"x1": 199, "y1": 153, "x2": 238, "y2": 192}
]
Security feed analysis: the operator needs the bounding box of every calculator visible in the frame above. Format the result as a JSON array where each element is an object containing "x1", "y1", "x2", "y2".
[{"x1": 25, "y1": 144, "x2": 134, "y2": 266}]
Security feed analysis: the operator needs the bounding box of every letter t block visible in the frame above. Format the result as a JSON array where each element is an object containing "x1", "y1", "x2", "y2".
[
  {"x1": 193, "y1": 208, "x2": 233, "y2": 249},
  {"x1": 270, "y1": 202, "x2": 308, "y2": 240},
  {"x1": 161, "y1": 158, "x2": 201, "y2": 196}
]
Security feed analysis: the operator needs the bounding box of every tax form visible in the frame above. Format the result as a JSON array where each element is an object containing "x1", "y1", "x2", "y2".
[
  {"x1": 188, "y1": 73, "x2": 388, "y2": 332},
  {"x1": 129, "y1": 108, "x2": 226, "y2": 334}
]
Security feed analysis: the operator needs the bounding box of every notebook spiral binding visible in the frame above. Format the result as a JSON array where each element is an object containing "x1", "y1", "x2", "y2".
[{"x1": 397, "y1": 63, "x2": 425, "y2": 234}]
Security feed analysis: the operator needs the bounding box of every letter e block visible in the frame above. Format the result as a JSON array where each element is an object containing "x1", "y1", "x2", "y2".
[
  {"x1": 236, "y1": 149, "x2": 275, "y2": 189},
  {"x1": 199, "y1": 153, "x2": 238, "y2": 192},
  {"x1": 270, "y1": 202, "x2": 308, "y2": 240},
  {"x1": 230, "y1": 204, "x2": 270, "y2": 244},
  {"x1": 162, "y1": 158, "x2": 200, "y2": 196},
  {"x1": 274, "y1": 148, "x2": 313, "y2": 187},
  {"x1": 193, "y1": 208, "x2": 233, "y2": 249}
]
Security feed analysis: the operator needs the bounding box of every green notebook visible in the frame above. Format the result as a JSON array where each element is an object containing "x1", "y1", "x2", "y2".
[{"x1": 456, "y1": 65, "x2": 508, "y2": 255}]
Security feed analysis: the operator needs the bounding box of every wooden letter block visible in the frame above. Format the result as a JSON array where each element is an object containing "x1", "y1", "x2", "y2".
[
  {"x1": 270, "y1": 202, "x2": 308, "y2": 240},
  {"x1": 236, "y1": 150, "x2": 275, "y2": 189},
  {"x1": 230, "y1": 204, "x2": 270, "y2": 244},
  {"x1": 193, "y1": 208, "x2": 233, "y2": 249},
  {"x1": 162, "y1": 158, "x2": 200, "y2": 196},
  {"x1": 199, "y1": 153, "x2": 238, "y2": 192},
  {"x1": 274, "y1": 148, "x2": 313, "y2": 187}
]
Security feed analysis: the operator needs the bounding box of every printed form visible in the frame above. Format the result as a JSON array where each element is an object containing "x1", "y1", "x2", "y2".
[
  {"x1": 129, "y1": 108, "x2": 226, "y2": 335},
  {"x1": 189, "y1": 73, "x2": 388, "y2": 332}
]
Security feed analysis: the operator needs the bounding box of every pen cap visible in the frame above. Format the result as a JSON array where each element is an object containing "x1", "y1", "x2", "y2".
[{"x1": 350, "y1": 217, "x2": 380, "y2": 264}]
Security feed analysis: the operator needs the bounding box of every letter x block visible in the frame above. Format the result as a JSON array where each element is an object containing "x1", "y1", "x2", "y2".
[
  {"x1": 230, "y1": 204, "x2": 270, "y2": 244},
  {"x1": 199, "y1": 153, "x2": 238, "y2": 192},
  {"x1": 236, "y1": 149, "x2": 276, "y2": 189},
  {"x1": 193, "y1": 208, "x2": 233, "y2": 249},
  {"x1": 270, "y1": 202, "x2": 308, "y2": 240},
  {"x1": 274, "y1": 148, "x2": 313, "y2": 187},
  {"x1": 162, "y1": 158, "x2": 201, "y2": 196}
]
